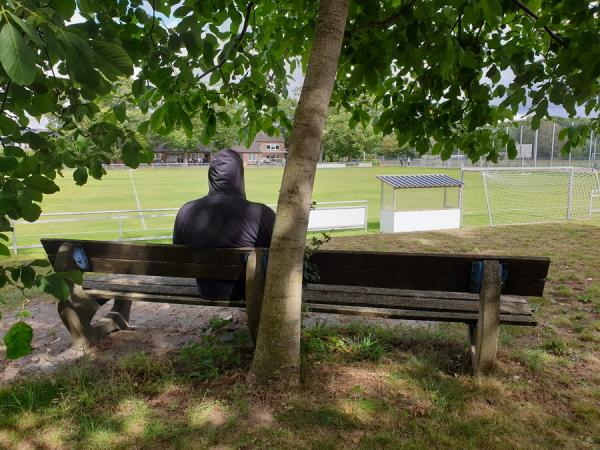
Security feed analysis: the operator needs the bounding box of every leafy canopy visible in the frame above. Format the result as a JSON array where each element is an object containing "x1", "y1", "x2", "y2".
[{"x1": 0, "y1": 0, "x2": 598, "y2": 358}]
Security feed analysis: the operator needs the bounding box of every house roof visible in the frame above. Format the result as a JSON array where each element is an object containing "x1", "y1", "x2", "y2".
[
  {"x1": 254, "y1": 132, "x2": 285, "y2": 143},
  {"x1": 229, "y1": 133, "x2": 286, "y2": 153},
  {"x1": 377, "y1": 174, "x2": 463, "y2": 189}
]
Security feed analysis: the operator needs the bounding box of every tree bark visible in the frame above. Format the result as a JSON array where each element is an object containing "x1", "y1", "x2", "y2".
[{"x1": 249, "y1": 0, "x2": 349, "y2": 386}]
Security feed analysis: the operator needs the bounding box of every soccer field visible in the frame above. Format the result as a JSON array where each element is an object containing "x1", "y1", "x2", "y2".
[
  {"x1": 14, "y1": 165, "x2": 600, "y2": 254},
  {"x1": 10, "y1": 166, "x2": 491, "y2": 253}
]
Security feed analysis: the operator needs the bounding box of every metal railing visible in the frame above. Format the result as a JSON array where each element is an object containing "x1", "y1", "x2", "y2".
[{"x1": 9, "y1": 200, "x2": 368, "y2": 254}]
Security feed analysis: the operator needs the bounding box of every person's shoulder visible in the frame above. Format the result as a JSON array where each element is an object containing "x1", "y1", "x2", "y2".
[
  {"x1": 248, "y1": 201, "x2": 275, "y2": 215},
  {"x1": 177, "y1": 197, "x2": 206, "y2": 215}
]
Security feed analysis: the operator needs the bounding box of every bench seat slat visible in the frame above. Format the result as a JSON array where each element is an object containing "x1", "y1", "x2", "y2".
[
  {"x1": 83, "y1": 277, "x2": 532, "y2": 317},
  {"x1": 303, "y1": 290, "x2": 532, "y2": 316},
  {"x1": 305, "y1": 303, "x2": 537, "y2": 326},
  {"x1": 305, "y1": 284, "x2": 529, "y2": 303},
  {"x1": 85, "y1": 288, "x2": 246, "y2": 307},
  {"x1": 84, "y1": 288, "x2": 536, "y2": 325},
  {"x1": 85, "y1": 275, "x2": 198, "y2": 286}
]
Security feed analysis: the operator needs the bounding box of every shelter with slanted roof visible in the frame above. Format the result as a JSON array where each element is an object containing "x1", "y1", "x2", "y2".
[{"x1": 377, "y1": 174, "x2": 464, "y2": 233}]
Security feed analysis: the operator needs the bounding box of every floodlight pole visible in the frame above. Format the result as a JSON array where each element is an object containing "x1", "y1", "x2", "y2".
[
  {"x1": 519, "y1": 125, "x2": 524, "y2": 168},
  {"x1": 550, "y1": 122, "x2": 556, "y2": 167},
  {"x1": 533, "y1": 129, "x2": 538, "y2": 167},
  {"x1": 588, "y1": 130, "x2": 594, "y2": 167}
]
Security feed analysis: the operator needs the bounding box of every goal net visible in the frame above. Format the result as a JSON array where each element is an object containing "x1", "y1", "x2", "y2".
[{"x1": 462, "y1": 167, "x2": 600, "y2": 226}]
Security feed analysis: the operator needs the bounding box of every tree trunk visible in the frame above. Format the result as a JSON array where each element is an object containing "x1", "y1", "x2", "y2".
[{"x1": 249, "y1": 0, "x2": 349, "y2": 386}]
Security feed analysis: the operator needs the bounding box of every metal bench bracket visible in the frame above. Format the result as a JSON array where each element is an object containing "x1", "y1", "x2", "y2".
[{"x1": 470, "y1": 261, "x2": 507, "y2": 293}]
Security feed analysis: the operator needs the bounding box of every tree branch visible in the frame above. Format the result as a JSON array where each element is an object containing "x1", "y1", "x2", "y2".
[
  {"x1": 371, "y1": 0, "x2": 418, "y2": 26},
  {"x1": 146, "y1": 0, "x2": 158, "y2": 50},
  {"x1": 512, "y1": 0, "x2": 565, "y2": 45},
  {"x1": 0, "y1": 80, "x2": 9, "y2": 149},
  {"x1": 197, "y1": 2, "x2": 255, "y2": 82},
  {"x1": 0, "y1": 80, "x2": 10, "y2": 117}
]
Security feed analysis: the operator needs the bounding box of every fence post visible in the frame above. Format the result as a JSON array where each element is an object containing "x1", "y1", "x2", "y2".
[
  {"x1": 11, "y1": 221, "x2": 17, "y2": 255},
  {"x1": 519, "y1": 125, "x2": 524, "y2": 168},
  {"x1": 566, "y1": 167, "x2": 575, "y2": 220},
  {"x1": 533, "y1": 129, "x2": 538, "y2": 167},
  {"x1": 118, "y1": 217, "x2": 123, "y2": 241},
  {"x1": 550, "y1": 122, "x2": 556, "y2": 166}
]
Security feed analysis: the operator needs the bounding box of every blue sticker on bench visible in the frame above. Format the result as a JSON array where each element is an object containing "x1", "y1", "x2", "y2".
[
  {"x1": 470, "y1": 261, "x2": 508, "y2": 293},
  {"x1": 73, "y1": 245, "x2": 91, "y2": 271},
  {"x1": 242, "y1": 252, "x2": 269, "y2": 273}
]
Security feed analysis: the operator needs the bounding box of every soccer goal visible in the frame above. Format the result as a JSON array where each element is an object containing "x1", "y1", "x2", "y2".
[{"x1": 461, "y1": 167, "x2": 600, "y2": 226}]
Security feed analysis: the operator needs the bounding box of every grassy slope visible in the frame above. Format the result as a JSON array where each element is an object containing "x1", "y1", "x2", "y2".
[{"x1": 1, "y1": 223, "x2": 599, "y2": 449}]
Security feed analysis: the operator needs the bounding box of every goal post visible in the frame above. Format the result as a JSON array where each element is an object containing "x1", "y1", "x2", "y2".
[{"x1": 461, "y1": 167, "x2": 600, "y2": 226}]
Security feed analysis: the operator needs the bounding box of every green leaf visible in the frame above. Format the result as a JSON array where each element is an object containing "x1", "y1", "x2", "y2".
[
  {"x1": 49, "y1": 0, "x2": 77, "y2": 20},
  {"x1": 113, "y1": 103, "x2": 126, "y2": 122},
  {"x1": 0, "y1": 23, "x2": 38, "y2": 85},
  {"x1": 30, "y1": 259, "x2": 51, "y2": 267},
  {"x1": 481, "y1": 0, "x2": 502, "y2": 26},
  {"x1": 3, "y1": 321, "x2": 33, "y2": 359},
  {"x1": 58, "y1": 270, "x2": 83, "y2": 285},
  {"x1": 23, "y1": 176, "x2": 60, "y2": 194},
  {"x1": 121, "y1": 140, "x2": 142, "y2": 168},
  {"x1": 0, "y1": 114, "x2": 19, "y2": 135},
  {"x1": 7, "y1": 11, "x2": 43, "y2": 47},
  {"x1": 0, "y1": 156, "x2": 18, "y2": 172},
  {"x1": 21, "y1": 266, "x2": 36, "y2": 288},
  {"x1": 150, "y1": 105, "x2": 166, "y2": 131},
  {"x1": 29, "y1": 93, "x2": 55, "y2": 116},
  {"x1": 263, "y1": 92, "x2": 278, "y2": 107},
  {"x1": 0, "y1": 242, "x2": 11, "y2": 257},
  {"x1": 73, "y1": 167, "x2": 88, "y2": 186},
  {"x1": 90, "y1": 40, "x2": 134, "y2": 80},
  {"x1": 18, "y1": 201, "x2": 42, "y2": 222},
  {"x1": 37, "y1": 273, "x2": 70, "y2": 301}
]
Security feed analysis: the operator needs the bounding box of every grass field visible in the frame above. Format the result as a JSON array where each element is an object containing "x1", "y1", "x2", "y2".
[
  {"x1": 1, "y1": 223, "x2": 599, "y2": 448},
  {"x1": 9, "y1": 165, "x2": 600, "y2": 254},
  {"x1": 9, "y1": 166, "x2": 491, "y2": 253}
]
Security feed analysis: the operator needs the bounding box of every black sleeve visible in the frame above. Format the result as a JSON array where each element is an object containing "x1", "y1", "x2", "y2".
[
  {"x1": 173, "y1": 212, "x2": 183, "y2": 245},
  {"x1": 257, "y1": 205, "x2": 276, "y2": 247}
]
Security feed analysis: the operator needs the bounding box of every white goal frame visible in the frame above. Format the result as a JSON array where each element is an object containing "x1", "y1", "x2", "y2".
[{"x1": 461, "y1": 166, "x2": 600, "y2": 226}]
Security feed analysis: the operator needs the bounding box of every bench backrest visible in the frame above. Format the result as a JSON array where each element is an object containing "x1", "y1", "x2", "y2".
[
  {"x1": 311, "y1": 250, "x2": 549, "y2": 296},
  {"x1": 41, "y1": 239, "x2": 550, "y2": 297},
  {"x1": 41, "y1": 239, "x2": 259, "y2": 281}
]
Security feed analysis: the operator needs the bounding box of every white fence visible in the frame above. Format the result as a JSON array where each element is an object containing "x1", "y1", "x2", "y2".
[{"x1": 9, "y1": 200, "x2": 368, "y2": 254}]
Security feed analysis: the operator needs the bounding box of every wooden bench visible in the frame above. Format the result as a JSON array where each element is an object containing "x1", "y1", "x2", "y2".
[{"x1": 41, "y1": 238, "x2": 550, "y2": 375}]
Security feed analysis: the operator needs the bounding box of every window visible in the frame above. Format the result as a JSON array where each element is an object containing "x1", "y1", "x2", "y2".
[
  {"x1": 248, "y1": 153, "x2": 257, "y2": 161},
  {"x1": 266, "y1": 144, "x2": 280, "y2": 151}
]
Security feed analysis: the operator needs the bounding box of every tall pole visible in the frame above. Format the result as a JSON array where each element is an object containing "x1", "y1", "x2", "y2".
[
  {"x1": 533, "y1": 128, "x2": 538, "y2": 167},
  {"x1": 550, "y1": 122, "x2": 556, "y2": 166},
  {"x1": 519, "y1": 125, "x2": 524, "y2": 168},
  {"x1": 569, "y1": 121, "x2": 574, "y2": 166},
  {"x1": 588, "y1": 130, "x2": 594, "y2": 167}
]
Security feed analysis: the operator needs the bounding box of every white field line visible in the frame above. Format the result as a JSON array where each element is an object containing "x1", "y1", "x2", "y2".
[{"x1": 129, "y1": 170, "x2": 147, "y2": 230}]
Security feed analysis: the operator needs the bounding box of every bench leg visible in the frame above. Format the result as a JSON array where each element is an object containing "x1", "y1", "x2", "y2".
[
  {"x1": 469, "y1": 260, "x2": 501, "y2": 375},
  {"x1": 54, "y1": 243, "x2": 130, "y2": 348},
  {"x1": 99, "y1": 299, "x2": 134, "y2": 331},
  {"x1": 245, "y1": 250, "x2": 266, "y2": 344},
  {"x1": 57, "y1": 284, "x2": 102, "y2": 349}
]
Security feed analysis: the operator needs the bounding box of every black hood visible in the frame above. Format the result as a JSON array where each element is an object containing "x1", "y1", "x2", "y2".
[{"x1": 208, "y1": 149, "x2": 246, "y2": 197}]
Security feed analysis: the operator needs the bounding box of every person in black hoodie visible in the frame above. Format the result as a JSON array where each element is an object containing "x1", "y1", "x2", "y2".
[{"x1": 173, "y1": 148, "x2": 276, "y2": 300}]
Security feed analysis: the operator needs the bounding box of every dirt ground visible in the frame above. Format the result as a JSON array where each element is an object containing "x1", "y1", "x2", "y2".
[
  {"x1": 1, "y1": 298, "x2": 254, "y2": 383},
  {"x1": 0, "y1": 298, "x2": 369, "y2": 384}
]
